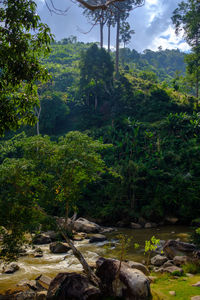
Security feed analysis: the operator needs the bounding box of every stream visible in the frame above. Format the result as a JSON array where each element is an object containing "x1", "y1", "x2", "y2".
[{"x1": 0, "y1": 225, "x2": 192, "y2": 292}]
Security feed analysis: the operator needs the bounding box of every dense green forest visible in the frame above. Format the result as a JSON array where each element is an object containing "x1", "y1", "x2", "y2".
[
  {"x1": 1, "y1": 0, "x2": 200, "y2": 264},
  {"x1": 1, "y1": 38, "x2": 200, "y2": 237}
]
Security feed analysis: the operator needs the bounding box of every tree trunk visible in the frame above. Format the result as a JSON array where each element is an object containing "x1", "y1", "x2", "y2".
[
  {"x1": 57, "y1": 224, "x2": 101, "y2": 288},
  {"x1": 115, "y1": 13, "x2": 120, "y2": 77},
  {"x1": 108, "y1": 23, "x2": 111, "y2": 53},
  {"x1": 34, "y1": 104, "x2": 41, "y2": 136},
  {"x1": 100, "y1": 20, "x2": 103, "y2": 49}
]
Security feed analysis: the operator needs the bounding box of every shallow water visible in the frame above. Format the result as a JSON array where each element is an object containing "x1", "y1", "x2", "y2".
[{"x1": 0, "y1": 225, "x2": 192, "y2": 292}]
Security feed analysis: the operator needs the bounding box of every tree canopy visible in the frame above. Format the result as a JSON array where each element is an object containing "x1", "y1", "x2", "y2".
[{"x1": 0, "y1": 0, "x2": 53, "y2": 136}]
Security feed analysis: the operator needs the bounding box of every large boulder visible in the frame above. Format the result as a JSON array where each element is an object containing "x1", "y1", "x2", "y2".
[
  {"x1": 150, "y1": 255, "x2": 168, "y2": 267},
  {"x1": 126, "y1": 261, "x2": 149, "y2": 275},
  {"x1": 163, "y1": 240, "x2": 196, "y2": 259},
  {"x1": 89, "y1": 234, "x2": 107, "y2": 243},
  {"x1": 49, "y1": 242, "x2": 71, "y2": 254},
  {"x1": 96, "y1": 258, "x2": 151, "y2": 300},
  {"x1": 47, "y1": 272, "x2": 101, "y2": 300},
  {"x1": 74, "y1": 218, "x2": 101, "y2": 233}
]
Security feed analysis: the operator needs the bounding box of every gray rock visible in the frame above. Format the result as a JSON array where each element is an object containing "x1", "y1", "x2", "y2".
[
  {"x1": 43, "y1": 231, "x2": 60, "y2": 242},
  {"x1": 163, "y1": 260, "x2": 174, "y2": 268},
  {"x1": 36, "y1": 274, "x2": 51, "y2": 290},
  {"x1": 26, "y1": 280, "x2": 38, "y2": 291},
  {"x1": 173, "y1": 255, "x2": 188, "y2": 266},
  {"x1": 100, "y1": 227, "x2": 116, "y2": 233},
  {"x1": 130, "y1": 222, "x2": 142, "y2": 229},
  {"x1": 169, "y1": 291, "x2": 176, "y2": 296},
  {"x1": 163, "y1": 240, "x2": 196, "y2": 259},
  {"x1": 47, "y1": 272, "x2": 101, "y2": 300},
  {"x1": 33, "y1": 234, "x2": 51, "y2": 245},
  {"x1": 34, "y1": 248, "x2": 43, "y2": 258},
  {"x1": 49, "y1": 242, "x2": 71, "y2": 254},
  {"x1": 165, "y1": 217, "x2": 179, "y2": 225},
  {"x1": 3, "y1": 263, "x2": 19, "y2": 274},
  {"x1": 89, "y1": 234, "x2": 107, "y2": 243},
  {"x1": 74, "y1": 218, "x2": 101, "y2": 233},
  {"x1": 144, "y1": 222, "x2": 157, "y2": 229},
  {"x1": 191, "y1": 297, "x2": 200, "y2": 300},
  {"x1": 151, "y1": 255, "x2": 168, "y2": 266},
  {"x1": 96, "y1": 258, "x2": 151, "y2": 299},
  {"x1": 163, "y1": 265, "x2": 183, "y2": 275},
  {"x1": 192, "y1": 282, "x2": 200, "y2": 287},
  {"x1": 126, "y1": 260, "x2": 149, "y2": 275},
  {"x1": 36, "y1": 291, "x2": 47, "y2": 300}
]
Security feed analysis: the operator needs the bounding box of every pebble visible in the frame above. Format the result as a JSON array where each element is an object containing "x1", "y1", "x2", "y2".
[{"x1": 169, "y1": 291, "x2": 176, "y2": 296}]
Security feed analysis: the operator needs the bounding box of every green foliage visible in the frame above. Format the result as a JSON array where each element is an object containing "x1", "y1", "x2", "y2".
[
  {"x1": 0, "y1": 132, "x2": 114, "y2": 258},
  {"x1": 182, "y1": 262, "x2": 200, "y2": 274},
  {"x1": 144, "y1": 236, "x2": 161, "y2": 267},
  {"x1": 0, "y1": 0, "x2": 53, "y2": 135},
  {"x1": 190, "y1": 227, "x2": 200, "y2": 247}
]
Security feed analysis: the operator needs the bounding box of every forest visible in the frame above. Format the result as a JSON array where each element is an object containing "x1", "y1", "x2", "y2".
[{"x1": 1, "y1": 0, "x2": 200, "y2": 299}]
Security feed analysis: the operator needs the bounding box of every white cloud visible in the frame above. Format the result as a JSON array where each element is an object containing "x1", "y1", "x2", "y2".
[{"x1": 35, "y1": 0, "x2": 190, "y2": 53}]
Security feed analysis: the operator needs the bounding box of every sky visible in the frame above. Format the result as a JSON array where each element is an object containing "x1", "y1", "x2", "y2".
[{"x1": 36, "y1": 0, "x2": 190, "y2": 53}]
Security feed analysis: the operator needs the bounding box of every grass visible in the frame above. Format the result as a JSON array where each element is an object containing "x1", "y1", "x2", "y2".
[{"x1": 151, "y1": 273, "x2": 200, "y2": 300}]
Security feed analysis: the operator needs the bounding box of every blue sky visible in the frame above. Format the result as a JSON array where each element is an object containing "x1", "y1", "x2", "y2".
[{"x1": 36, "y1": 0, "x2": 190, "y2": 53}]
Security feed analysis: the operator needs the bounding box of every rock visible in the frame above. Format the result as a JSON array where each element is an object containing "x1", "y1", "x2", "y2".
[
  {"x1": 163, "y1": 260, "x2": 174, "y2": 268},
  {"x1": 126, "y1": 260, "x2": 149, "y2": 275},
  {"x1": 43, "y1": 231, "x2": 60, "y2": 242},
  {"x1": 33, "y1": 234, "x2": 51, "y2": 245},
  {"x1": 130, "y1": 222, "x2": 142, "y2": 229},
  {"x1": 151, "y1": 255, "x2": 168, "y2": 266},
  {"x1": 163, "y1": 240, "x2": 196, "y2": 259},
  {"x1": 165, "y1": 216, "x2": 179, "y2": 225},
  {"x1": 36, "y1": 275, "x2": 51, "y2": 290},
  {"x1": 26, "y1": 280, "x2": 38, "y2": 291},
  {"x1": 49, "y1": 242, "x2": 71, "y2": 254},
  {"x1": 89, "y1": 234, "x2": 107, "y2": 243},
  {"x1": 191, "y1": 297, "x2": 200, "y2": 300},
  {"x1": 3, "y1": 263, "x2": 19, "y2": 274},
  {"x1": 192, "y1": 282, "x2": 200, "y2": 287},
  {"x1": 0, "y1": 288, "x2": 36, "y2": 300},
  {"x1": 144, "y1": 222, "x2": 157, "y2": 229},
  {"x1": 74, "y1": 218, "x2": 101, "y2": 233},
  {"x1": 47, "y1": 272, "x2": 101, "y2": 300},
  {"x1": 169, "y1": 291, "x2": 176, "y2": 296},
  {"x1": 163, "y1": 266, "x2": 183, "y2": 275},
  {"x1": 154, "y1": 267, "x2": 164, "y2": 273},
  {"x1": 186, "y1": 273, "x2": 194, "y2": 277},
  {"x1": 154, "y1": 240, "x2": 166, "y2": 254},
  {"x1": 148, "y1": 276, "x2": 157, "y2": 283},
  {"x1": 116, "y1": 220, "x2": 127, "y2": 227},
  {"x1": 96, "y1": 258, "x2": 151, "y2": 299},
  {"x1": 36, "y1": 291, "x2": 47, "y2": 300},
  {"x1": 73, "y1": 234, "x2": 85, "y2": 241},
  {"x1": 100, "y1": 227, "x2": 115, "y2": 233},
  {"x1": 173, "y1": 255, "x2": 188, "y2": 266},
  {"x1": 34, "y1": 248, "x2": 43, "y2": 258}
]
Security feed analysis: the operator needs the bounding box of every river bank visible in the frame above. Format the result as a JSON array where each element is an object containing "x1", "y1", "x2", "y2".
[{"x1": 0, "y1": 225, "x2": 192, "y2": 293}]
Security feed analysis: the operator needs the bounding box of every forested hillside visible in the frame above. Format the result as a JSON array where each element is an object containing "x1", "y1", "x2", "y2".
[{"x1": 1, "y1": 40, "x2": 199, "y2": 230}]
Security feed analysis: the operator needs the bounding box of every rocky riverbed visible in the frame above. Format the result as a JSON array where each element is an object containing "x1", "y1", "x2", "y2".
[{"x1": 0, "y1": 219, "x2": 194, "y2": 299}]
